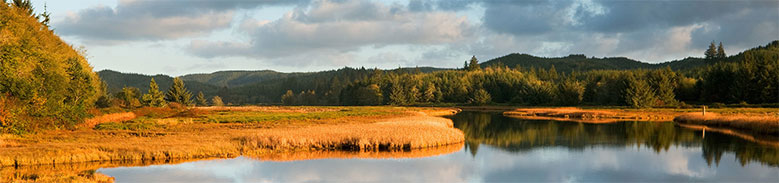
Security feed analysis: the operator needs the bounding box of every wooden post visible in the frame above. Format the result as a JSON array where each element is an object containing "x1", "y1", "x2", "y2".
[{"x1": 702, "y1": 105, "x2": 706, "y2": 116}]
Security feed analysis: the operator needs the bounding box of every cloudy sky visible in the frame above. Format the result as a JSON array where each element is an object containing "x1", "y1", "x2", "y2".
[{"x1": 33, "y1": 0, "x2": 778, "y2": 76}]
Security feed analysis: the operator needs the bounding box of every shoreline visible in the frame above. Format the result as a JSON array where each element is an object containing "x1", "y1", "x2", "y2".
[
  {"x1": 0, "y1": 107, "x2": 465, "y2": 168},
  {"x1": 502, "y1": 107, "x2": 677, "y2": 123}
]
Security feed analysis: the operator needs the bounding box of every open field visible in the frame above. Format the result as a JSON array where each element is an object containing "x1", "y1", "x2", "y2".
[{"x1": 0, "y1": 106, "x2": 464, "y2": 169}]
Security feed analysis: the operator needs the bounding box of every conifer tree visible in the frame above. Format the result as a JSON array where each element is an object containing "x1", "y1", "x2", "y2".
[
  {"x1": 165, "y1": 77, "x2": 192, "y2": 106},
  {"x1": 195, "y1": 91, "x2": 208, "y2": 106},
  {"x1": 389, "y1": 82, "x2": 407, "y2": 105},
  {"x1": 423, "y1": 83, "x2": 437, "y2": 103},
  {"x1": 467, "y1": 56, "x2": 480, "y2": 71},
  {"x1": 624, "y1": 75, "x2": 657, "y2": 108},
  {"x1": 211, "y1": 96, "x2": 224, "y2": 106},
  {"x1": 716, "y1": 42, "x2": 726, "y2": 59},
  {"x1": 705, "y1": 41, "x2": 717, "y2": 59},
  {"x1": 470, "y1": 89, "x2": 491, "y2": 105},
  {"x1": 141, "y1": 78, "x2": 166, "y2": 107},
  {"x1": 116, "y1": 87, "x2": 140, "y2": 109},
  {"x1": 281, "y1": 90, "x2": 295, "y2": 105}
]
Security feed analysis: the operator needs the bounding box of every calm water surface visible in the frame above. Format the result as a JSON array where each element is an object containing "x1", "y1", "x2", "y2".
[{"x1": 99, "y1": 111, "x2": 779, "y2": 182}]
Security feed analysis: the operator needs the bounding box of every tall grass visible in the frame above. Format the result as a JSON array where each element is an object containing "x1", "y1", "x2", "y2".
[
  {"x1": 503, "y1": 107, "x2": 675, "y2": 122},
  {"x1": 674, "y1": 113, "x2": 779, "y2": 135},
  {"x1": 0, "y1": 107, "x2": 464, "y2": 167}
]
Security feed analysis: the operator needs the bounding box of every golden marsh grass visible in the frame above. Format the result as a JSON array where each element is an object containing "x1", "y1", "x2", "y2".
[
  {"x1": 674, "y1": 113, "x2": 779, "y2": 135},
  {"x1": 0, "y1": 107, "x2": 464, "y2": 167}
]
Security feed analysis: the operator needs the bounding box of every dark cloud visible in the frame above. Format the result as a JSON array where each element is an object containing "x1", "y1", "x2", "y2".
[{"x1": 56, "y1": 0, "x2": 308, "y2": 42}]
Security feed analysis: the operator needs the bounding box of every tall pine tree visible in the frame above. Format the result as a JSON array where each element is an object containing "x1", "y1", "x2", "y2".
[
  {"x1": 195, "y1": 91, "x2": 208, "y2": 106},
  {"x1": 165, "y1": 77, "x2": 192, "y2": 106},
  {"x1": 705, "y1": 41, "x2": 717, "y2": 59},
  {"x1": 467, "y1": 56, "x2": 480, "y2": 71},
  {"x1": 716, "y1": 42, "x2": 726, "y2": 59},
  {"x1": 141, "y1": 78, "x2": 166, "y2": 107}
]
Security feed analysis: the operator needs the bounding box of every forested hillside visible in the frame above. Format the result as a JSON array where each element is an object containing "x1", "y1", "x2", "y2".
[
  {"x1": 0, "y1": 2, "x2": 102, "y2": 133},
  {"x1": 100, "y1": 41, "x2": 778, "y2": 107}
]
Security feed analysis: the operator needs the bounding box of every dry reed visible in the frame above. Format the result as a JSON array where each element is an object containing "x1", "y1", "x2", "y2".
[
  {"x1": 674, "y1": 113, "x2": 779, "y2": 135},
  {"x1": 503, "y1": 107, "x2": 674, "y2": 123},
  {"x1": 0, "y1": 107, "x2": 464, "y2": 168},
  {"x1": 80, "y1": 112, "x2": 136, "y2": 128}
]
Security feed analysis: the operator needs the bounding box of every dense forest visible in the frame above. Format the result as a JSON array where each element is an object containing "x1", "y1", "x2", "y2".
[
  {"x1": 0, "y1": 1, "x2": 102, "y2": 133},
  {"x1": 100, "y1": 41, "x2": 779, "y2": 108}
]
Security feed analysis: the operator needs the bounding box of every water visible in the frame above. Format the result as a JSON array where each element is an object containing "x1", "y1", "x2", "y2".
[{"x1": 99, "y1": 111, "x2": 779, "y2": 182}]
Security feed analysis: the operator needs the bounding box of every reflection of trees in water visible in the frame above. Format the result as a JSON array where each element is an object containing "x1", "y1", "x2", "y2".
[
  {"x1": 451, "y1": 112, "x2": 779, "y2": 167},
  {"x1": 701, "y1": 133, "x2": 779, "y2": 167}
]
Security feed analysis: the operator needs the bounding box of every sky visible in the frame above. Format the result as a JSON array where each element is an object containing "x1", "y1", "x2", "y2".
[{"x1": 31, "y1": 0, "x2": 779, "y2": 76}]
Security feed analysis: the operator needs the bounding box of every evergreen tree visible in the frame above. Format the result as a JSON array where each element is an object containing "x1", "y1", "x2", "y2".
[
  {"x1": 705, "y1": 41, "x2": 717, "y2": 59},
  {"x1": 470, "y1": 89, "x2": 491, "y2": 105},
  {"x1": 39, "y1": 3, "x2": 50, "y2": 27},
  {"x1": 116, "y1": 87, "x2": 140, "y2": 109},
  {"x1": 389, "y1": 82, "x2": 407, "y2": 105},
  {"x1": 716, "y1": 42, "x2": 726, "y2": 59},
  {"x1": 647, "y1": 67, "x2": 678, "y2": 106},
  {"x1": 556, "y1": 78, "x2": 584, "y2": 106},
  {"x1": 195, "y1": 91, "x2": 208, "y2": 106},
  {"x1": 423, "y1": 83, "x2": 437, "y2": 103},
  {"x1": 165, "y1": 77, "x2": 192, "y2": 106},
  {"x1": 467, "y1": 56, "x2": 480, "y2": 71},
  {"x1": 211, "y1": 96, "x2": 224, "y2": 106},
  {"x1": 624, "y1": 75, "x2": 657, "y2": 108},
  {"x1": 408, "y1": 86, "x2": 420, "y2": 104},
  {"x1": 281, "y1": 90, "x2": 296, "y2": 105},
  {"x1": 141, "y1": 78, "x2": 166, "y2": 107},
  {"x1": 11, "y1": 0, "x2": 34, "y2": 17}
]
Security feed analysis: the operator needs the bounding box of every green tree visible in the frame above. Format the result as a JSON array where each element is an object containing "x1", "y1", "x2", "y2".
[
  {"x1": 389, "y1": 82, "x2": 407, "y2": 105},
  {"x1": 470, "y1": 88, "x2": 491, "y2": 105},
  {"x1": 211, "y1": 96, "x2": 224, "y2": 106},
  {"x1": 355, "y1": 84, "x2": 383, "y2": 105},
  {"x1": 423, "y1": 83, "x2": 438, "y2": 103},
  {"x1": 624, "y1": 75, "x2": 657, "y2": 108},
  {"x1": 467, "y1": 56, "x2": 481, "y2": 71},
  {"x1": 195, "y1": 91, "x2": 208, "y2": 106},
  {"x1": 716, "y1": 42, "x2": 726, "y2": 59},
  {"x1": 165, "y1": 77, "x2": 192, "y2": 106},
  {"x1": 647, "y1": 67, "x2": 678, "y2": 106},
  {"x1": 705, "y1": 41, "x2": 717, "y2": 59},
  {"x1": 11, "y1": 0, "x2": 34, "y2": 17},
  {"x1": 141, "y1": 78, "x2": 166, "y2": 107},
  {"x1": 281, "y1": 90, "x2": 296, "y2": 105},
  {"x1": 556, "y1": 78, "x2": 584, "y2": 106},
  {"x1": 116, "y1": 87, "x2": 140, "y2": 109}
]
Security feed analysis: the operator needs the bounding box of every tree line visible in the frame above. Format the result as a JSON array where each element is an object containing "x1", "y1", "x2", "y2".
[
  {"x1": 280, "y1": 41, "x2": 778, "y2": 107},
  {"x1": 104, "y1": 78, "x2": 225, "y2": 109}
]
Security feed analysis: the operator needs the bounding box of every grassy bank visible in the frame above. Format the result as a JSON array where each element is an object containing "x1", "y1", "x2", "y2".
[
  {"x1": 2, "y1": 143, "x2": 463, "y2": 183},
  {"x1": 674, "y1": 113, "x2": 779, "y2": 136},
  {"x1": 503, "y1": 107, "x2": 678, "y2": 123},
  {"x1": 0, "y1": 106, "x2": 464, "y2": 169}
]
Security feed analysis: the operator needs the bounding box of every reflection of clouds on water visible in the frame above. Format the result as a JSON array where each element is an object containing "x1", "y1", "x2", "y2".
[{"x1": 99, "y1": 144, "x2": 777, "y2": 182}]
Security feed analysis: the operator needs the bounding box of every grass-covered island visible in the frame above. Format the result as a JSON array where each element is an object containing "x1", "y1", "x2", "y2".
[{"x1": 1, "y1": 106, "x2": 464, "y2": 182}]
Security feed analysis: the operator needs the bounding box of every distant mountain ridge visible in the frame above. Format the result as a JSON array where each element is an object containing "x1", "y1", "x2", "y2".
[{"x1": 98, "y1": 40, "x2": 777, "y2": 104}]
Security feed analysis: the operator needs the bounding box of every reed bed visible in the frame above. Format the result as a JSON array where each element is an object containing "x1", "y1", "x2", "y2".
[
  {"x1": 236, "y1": 115, "x2": 464, "y2": 151},
  {"x1": 246, "y1": 143, "x2": 463, "y2": 161},
  {"x1": 674, "y1": 113, "x2": 779, "y2": 135},
  {"x1": 0, "y1": 107, "x2": 464, "y2": 167},
  {"x1": 80, "y1": 112, "x2": 137, "y2": 128},
  {"x1": 503, "y1": 107, "x2": 674, "y2": 123}
]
